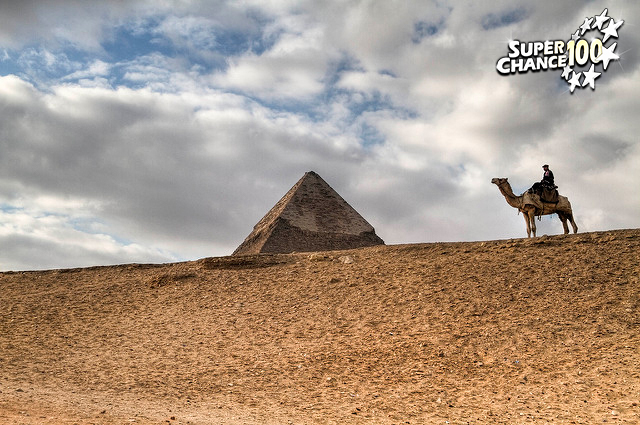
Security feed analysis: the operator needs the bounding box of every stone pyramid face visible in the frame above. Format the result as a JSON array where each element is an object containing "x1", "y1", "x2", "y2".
[{"x1": 233, "y1": 171, "x2": 384, "y2": 255}]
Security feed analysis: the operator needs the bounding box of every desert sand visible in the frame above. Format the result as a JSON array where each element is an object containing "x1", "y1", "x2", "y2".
[{"x1": 1, "y1": 229, "x2": 639, "y2": 424}]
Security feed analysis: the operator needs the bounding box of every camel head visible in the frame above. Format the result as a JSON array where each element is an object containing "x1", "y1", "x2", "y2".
[{"x1": 491, "y1": 177, "x2": 508, "y2": 186}]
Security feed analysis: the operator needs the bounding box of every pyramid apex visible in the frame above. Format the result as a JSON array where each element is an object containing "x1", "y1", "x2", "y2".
[{"x1": 233, "y1": 173, "x2": 384, "y2": 255}]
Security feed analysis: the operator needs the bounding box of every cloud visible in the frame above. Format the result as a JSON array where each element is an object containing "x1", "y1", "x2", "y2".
[
  {"x1": 211, "y1": 24, "x2": 330, "y2": 100},
  {"x1": 0, "y1": 0, "x2": 138, "y2": 50},
  {"x1": 0, "y1": 207, "x2": 172, "y2": 271},
  {"x1": 63, "y1": 60, "x2": 111, "y2": 80}
]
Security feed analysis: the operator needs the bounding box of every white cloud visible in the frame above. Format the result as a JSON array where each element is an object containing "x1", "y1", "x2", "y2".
[
  {"x1": 212, "y1": 25, "x2": 330, "y2": 99},
  {"x1": 16, "y1": 47, "x2": 80, "y2": 80},
  {"x1": 0, "y1": 208, "x2": 173, "y2": 271},
  {"x1": 337, "y1": 71, "x2": 409, "y2": 103},
  {"x1": 158, "y1": 15, "x2": 219, "y2": 50},
  {"x1": 63, "y1": 60, "x2": 112, "y2": 81}
]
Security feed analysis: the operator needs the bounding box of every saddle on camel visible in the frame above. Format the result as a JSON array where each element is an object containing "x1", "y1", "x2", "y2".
[{"x1": 529, "y1": 164, "x2": 559, "y2": 204}]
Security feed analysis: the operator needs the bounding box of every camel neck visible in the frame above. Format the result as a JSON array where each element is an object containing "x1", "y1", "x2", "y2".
[{"x1": 497, "y1": 182, "x2": 521, "y2": 209}]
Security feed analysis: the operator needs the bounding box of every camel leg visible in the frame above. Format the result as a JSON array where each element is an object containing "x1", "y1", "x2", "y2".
[
  {"x1": 523, "y1": 212, "x2": 532, "y2": 237},
  {"x1": 523, "y1": 209, "x2": 536, "y2": 237},
  {"x1": 558, "y1": 212, "x2": 570, "y2": 234},
  {"x1": 569, "y1": 213, "x2": 578, "y2": 234},
  {"x1": 529, "y1": 211, "x2": 537, "y2": 237}
]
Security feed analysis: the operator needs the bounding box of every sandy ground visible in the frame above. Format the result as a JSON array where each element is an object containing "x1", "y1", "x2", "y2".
[{"x1": 1, "y1": 229, "x2": 639, "y2": 424}]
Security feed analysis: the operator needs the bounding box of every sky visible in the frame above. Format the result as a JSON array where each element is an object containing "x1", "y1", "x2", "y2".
[{"x1": 0, "y1": 0, "x2": 638, "y2": 271}]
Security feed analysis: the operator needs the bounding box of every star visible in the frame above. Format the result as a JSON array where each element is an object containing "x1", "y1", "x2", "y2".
[
  {"x1": 571, "y1": 29, "x2": 580, "y2": 41},
  {"x1": 602, "y1": 18, "x2": 624, "y2": 43},
  {"x1": 568, "y1": 71, "x2": 582, "y2": 93},
  {"x1": 593, "y1": 8, "x2": 610, "y2": 31},
  {"x1": 598, "y1": 42, "x2": 619, "y2": 70},
  {"x1": 561, "y1": 65, "x2": 572, "y2": 81},
  {"x1": 581, "y1": 64, "x2": 601, "y2": 90},
  {"x1": 580, "y1": 17, "x2": 594, "y2": 35}
]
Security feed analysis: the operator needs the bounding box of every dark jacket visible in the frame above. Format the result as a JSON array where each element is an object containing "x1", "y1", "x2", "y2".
[{"x1": 542, "y1": 169, "x2": 554, "y2": 186}]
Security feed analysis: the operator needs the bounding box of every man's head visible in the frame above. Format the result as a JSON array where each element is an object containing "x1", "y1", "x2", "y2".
[{"x1": 542, "y1": 164, "x2": 549, "y2": 170}]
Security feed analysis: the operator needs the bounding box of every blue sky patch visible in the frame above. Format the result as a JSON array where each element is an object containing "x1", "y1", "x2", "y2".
[
  {"x1": 481, "y1": 7, "x2": 529, "y2": 30},
  {"x1": 102, "y1": 19, "x2": 175, "y2": 64},
  {"x1": 358, "y1": 122, "x2": 386, "y2": 147},
  {"x1": 413, "y1": 20, "x2": 443, "y2": 43}
]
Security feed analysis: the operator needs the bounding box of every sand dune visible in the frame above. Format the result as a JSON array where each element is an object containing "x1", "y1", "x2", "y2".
[{"x1": 1, "y1": 229, "x2": 639, "y2": 424}]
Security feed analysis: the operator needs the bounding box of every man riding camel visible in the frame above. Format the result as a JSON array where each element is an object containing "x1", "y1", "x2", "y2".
[
  {"x1": 541, "y1": 164, "x2": 556, "y2": 189},
  {"x1": 530, "y1": 164, "x2": 559, "y2": 202}
]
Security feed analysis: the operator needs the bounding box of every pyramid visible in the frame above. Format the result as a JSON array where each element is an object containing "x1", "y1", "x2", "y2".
[{"x1": 233, "y1": 171, "x2": 384, "y2": 255}]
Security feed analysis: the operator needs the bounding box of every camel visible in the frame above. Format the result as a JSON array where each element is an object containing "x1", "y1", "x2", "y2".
[{"x1": 491, "y1": 177, "x2": 578, "y2": 238}]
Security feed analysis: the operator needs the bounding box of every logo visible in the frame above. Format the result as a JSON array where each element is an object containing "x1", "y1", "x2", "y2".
[{"x1": 496, "y1": 9, "x2": 623, "y2": 93}]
